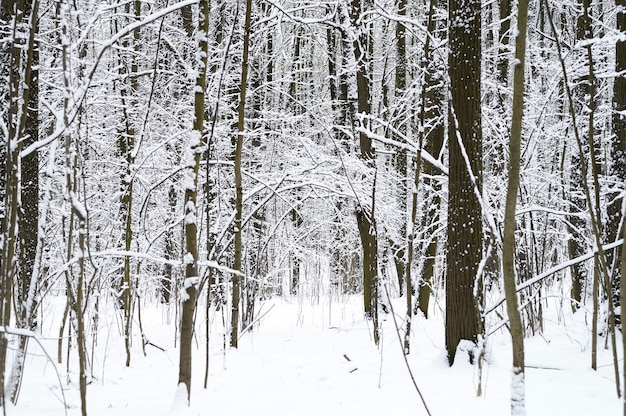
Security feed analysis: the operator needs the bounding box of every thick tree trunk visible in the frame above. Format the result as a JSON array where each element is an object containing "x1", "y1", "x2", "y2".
[
  {"x1": 11, "y1": 0, "x2": 40, "y2": 403},
  {"x1": 1, "y1": 0, "x2": 38, "y2": 406},
  {"x1": 446, "y1": 0, "x2": 483, "y2": 365}
]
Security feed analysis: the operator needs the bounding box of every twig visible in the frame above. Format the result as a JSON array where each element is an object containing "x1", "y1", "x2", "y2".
[
  {"x1": 144, "y1": 340, "x2": 166, "y2": 352},
  {"x1": 380, "y1": 285, "x2": 433, "y2": 416},
  {"x1": 238, "y1": 303, "x2": 275, "y2": 340},
  {"x1": 0, "y1": 327, "x2": 68, "y2": 416}
]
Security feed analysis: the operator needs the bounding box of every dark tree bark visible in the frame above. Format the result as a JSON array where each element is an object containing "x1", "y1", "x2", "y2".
[
  {"x1": 18, "y1": 0, "x2": 39, "y2": 329},
  {"x1": 178, "y1": 0, "x2": 210, "y2": 402},
  {"x1": 231, "y1": 0, "x2": 253, "y2": 349},
  {"x1": 608, "y1": 0, "x2": 626, "y2": 323},
  {"x1": 10, "y1": 0, "x2": 40, "y2": 403},
  {"x1": 348, "y1": 0, "x2": 379, "y2": 345},
  {"x1": 0, "y1": 0, "x2": 38, "y2": 406},
  {"x1": 497, "y1": 0, "x2": 512, "y2": 87},
  {"x1": 446, "y1": 0, "x2": 484, "y2": 365}
]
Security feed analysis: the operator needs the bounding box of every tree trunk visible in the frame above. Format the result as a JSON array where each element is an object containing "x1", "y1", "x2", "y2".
[
  {"x1": 392, "y1": 0, "x2": 408, "y2": 297},
  {"x1": 162, "y1": 184, "x2": 177, "y2": 303},
  {"x1": 621, "y1": 192, "x2": 626, "y2": 416},
  {"x1": 567, "y1": 0, "x2": 592, "y2": 313},
  {"x1": 1, "y1": 0, "x2": 38, "y2": 406},
  {"x1": 608, "y1": 0, "x2": 626, "y2": 326},
  {"x1": 503, "y1": 0, "x2": 529, "y2": 410},
  {"x1": 10, "y1": 0, "x2": 40, "y2": 403},
  {"x1": 118, "y1": 0, "x2": 141, "y2": 369},
  {"x1": 348, "y1": 0, "x2": 379, "y2": 345},
  {"x1": 417, "y1": 0, "x2": 445, "y2": 319},
  {"x1": 178, "y1": 0, "x2": 210, "y2": 402},
  {"x1": 497, "y1": 0, "x2": 512, "y2": 87},
  {"x1": 231, "y1": 0, "x2": 253, "y2": 349},
  {"x1": 446, "y1": 0, "x2": 483, "y2": 365}
]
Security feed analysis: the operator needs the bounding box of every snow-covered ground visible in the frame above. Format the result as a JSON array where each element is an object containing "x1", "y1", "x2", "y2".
[{"x1": 7, "y1": 295, "x2": 622, "y2": 415}]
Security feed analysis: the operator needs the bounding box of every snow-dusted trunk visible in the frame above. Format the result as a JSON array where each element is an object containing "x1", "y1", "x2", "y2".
[
  {"x1": 9, "y1": 0, "x2": 40, "y2": 404},
  {"x1": 502, "y1": 0, "x2": 529, "y2": 411},
  {"x1": 446, "y1": 0, "x2": 484, "y2": 364},
  {"x1": 18, "y1": 0, "x2": 39, "y2": 331},
  {"x1": 179, "y1": 0, "x2": 210, "y2": 402},
  {"x1": 9, "y1": 140, "x2": 57, "y2": 405},
  {"x1": 0, "y1": 0, "x2": 39, "y2": 406}
]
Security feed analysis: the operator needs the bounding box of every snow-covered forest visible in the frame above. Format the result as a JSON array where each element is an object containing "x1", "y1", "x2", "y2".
[{"x1": 0, "y1": 0, "x2": 625, "y2": 414}]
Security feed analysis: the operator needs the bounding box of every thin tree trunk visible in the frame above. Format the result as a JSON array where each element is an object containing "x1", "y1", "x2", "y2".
[
  {"x1": 117, "y1": 0, "x2": 141, "y2": 367},
  {"x1": 347, "y1": 0, "x2": 379, "y2": 345},
  {"x1": 417, "y1": 0, "x2": 445, "y2": 320},
  {"x1": 620, "y1": 203, "x2": 626, "y2": 416},
  {"x1": 406, "y1": 0, "x2": 439, "y2": 353},
  {"x1": 178, "y1": 0, "x2": 210, "y2": 402},
  {"x1": 231, "y1": 0, "x2": 253, "y2": 349},
  {"x1": 497, "y1": 0, "x2": 512, "y2": 88},
  {"x1": 59, "y1": 2, "x2": 89, "y2": 411},
  {"x1": 503, "y1": 0, "x2": 529, "y2": 411},
  {"x1": 393, "y1": 0, "x2": 408, "y2": 297}
]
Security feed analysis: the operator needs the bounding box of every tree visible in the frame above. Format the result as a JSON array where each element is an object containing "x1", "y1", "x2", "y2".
[
  {"x1": 392, "y1": 0, "x2": 408, "y2": 297},
  {"x1": 231, "y1": 0, "x2": 253, "y2": 349},
  {"x1": 113, "y1": 0, "x2": 142, "y2": 368},
  {"x1": 608, "y1": 0, "x2": 626, "y2": 324},
  {"x1": 446, "y1": 0, "x2": 484, "y2": 364},
  {"x1": 502, "y1": 0, "x2": 530, "y2": 411},
  {"x1": 348, "y1": 0, "x2": 380, "y2": 344},
  {"x1": 0, "y1": 0, "x2": 38, "y2": 406},
  {"x1": 10, "y1": 0, "x2": 40, "y2": 403},
  {"x1": 178, "y1": 0, "x2": 210, "y2": 402},
  {"x1": 566, "y1": 0, "x2": 592, "y2": 312},
  {"x1": 417, "y1": 0, "x2": 446, "y2": 319}
]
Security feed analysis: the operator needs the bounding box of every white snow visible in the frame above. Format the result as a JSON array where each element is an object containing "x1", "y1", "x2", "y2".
[{"x1": 7, "y1": 296, "x2": 621, "y2": 415}]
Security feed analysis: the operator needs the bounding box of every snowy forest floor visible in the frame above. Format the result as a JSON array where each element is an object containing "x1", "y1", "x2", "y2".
[{"x1": 7, "y1": 294, "x2": 622, "y2": 415}]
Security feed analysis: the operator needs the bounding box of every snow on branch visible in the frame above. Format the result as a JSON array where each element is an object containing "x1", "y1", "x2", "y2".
[{"x1": 484, "y1": 238, "x2": 625, "y2": 315}]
